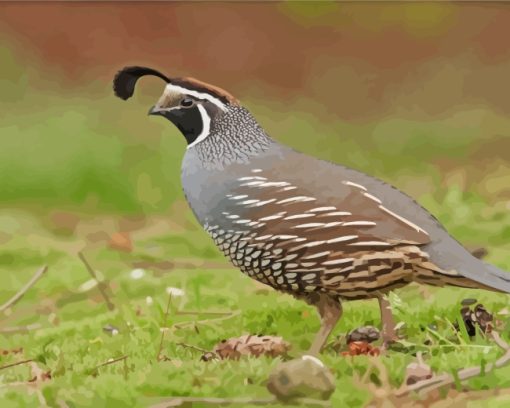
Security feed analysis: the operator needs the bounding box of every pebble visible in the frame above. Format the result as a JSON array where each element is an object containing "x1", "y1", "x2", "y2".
[{"x1": 267, "y1": 355, "x2": 335, "y2": 401}]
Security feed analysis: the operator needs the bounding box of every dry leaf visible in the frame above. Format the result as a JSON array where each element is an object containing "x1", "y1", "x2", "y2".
[
  {"x1": 404, "y1": 353, "x2": 433, "y2": 385},
  {"x1": 28, "y1": 362, "x2": 51, "y2": 383},
  {"x1": 1, "y1": 347, "x2": 23, "y2": 355},
  {"x1": 213, "y1": 334, "x2": 290, "y2": 360},
  {"x1": 200, "y1": 352, "x2": 218, "y2": 362},
  {"x1": 458, "y1": 302, "x2": 493, "y2": 337},
  {"x1": 341, "y1": 341, "x2": 380, "y2": 357},
  {"x1": 108, "y1": 232, "x2": 133, "y2": 252}
]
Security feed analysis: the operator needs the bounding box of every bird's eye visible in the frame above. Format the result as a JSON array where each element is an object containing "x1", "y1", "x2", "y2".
[{"x1": 180, "y1": 98, "x2": 195, "y2": 108}]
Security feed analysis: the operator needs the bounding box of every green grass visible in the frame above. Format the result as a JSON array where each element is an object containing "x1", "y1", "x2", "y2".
[
  {"x1": 0, "y1": 203, "x2": 509, "y2": 407},
  {"x1": 1, "y1": 43, "x2": 510, "y2": 406}
]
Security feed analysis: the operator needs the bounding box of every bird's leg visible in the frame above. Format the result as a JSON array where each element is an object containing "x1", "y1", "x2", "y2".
[
  {"x1": 377, "y1": 294, "x2": 398, "y2": 347},
  {"x1": 308, "y1": 295, "x2": 343, "y2": 356}
]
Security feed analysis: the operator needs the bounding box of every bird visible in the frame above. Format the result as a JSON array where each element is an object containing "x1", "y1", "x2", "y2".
[{"x1": 113, "y1": 66, "x2": 510, "y2": 354}]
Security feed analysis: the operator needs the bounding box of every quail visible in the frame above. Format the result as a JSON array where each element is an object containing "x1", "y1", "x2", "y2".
[{"x1": 113, "y1": 66, "x2": 510, "y2": 354}]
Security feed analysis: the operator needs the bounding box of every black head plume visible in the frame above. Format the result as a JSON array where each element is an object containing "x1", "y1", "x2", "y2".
[{"x1": 113, "y1": 66, "x2": 170, "y2": 100}]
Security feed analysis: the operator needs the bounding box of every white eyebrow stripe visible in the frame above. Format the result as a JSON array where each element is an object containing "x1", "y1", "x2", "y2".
[
  {"x1": 343, "y1": 180, "x2": 367, "y2": 191},
  {"x1": 322, "y1": 258, "x2": 354, "y2": 266},
  {"x1": 326, "y1": 235, "x2": 358, "y2": 244},
  {"x1": 379, "y1": 205, "x2": 429, "y2": 235},
  {"x1": 166, "y1": 83, "x2": 227, "y2": 111},
  {"x1": 187, "y1": 104, "x2": 211, "y2": 149},
  {"x1": 308, "y1": 207, "x2": 337, "y2": 212}
]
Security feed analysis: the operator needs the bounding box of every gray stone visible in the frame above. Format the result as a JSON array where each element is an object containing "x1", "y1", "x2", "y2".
[{"x1": 267, "y1": 355, "x2": 335, "y2": 401}]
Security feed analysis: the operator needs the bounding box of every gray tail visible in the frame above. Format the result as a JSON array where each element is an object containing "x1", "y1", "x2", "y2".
[
  {"x1": 424, "y1": 237, "x2": 510, "y2": 294},
  {"x1": 451, "y1": 258, "x2": 510, "y2": 294}
]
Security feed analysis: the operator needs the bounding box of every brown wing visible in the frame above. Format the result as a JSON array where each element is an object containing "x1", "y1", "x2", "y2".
[
  {"x1": 224, "y1": 174, "x2": 430, "y2": 247},
  {"x1": 212, "y1": 172, "x2": 432, "y2": 296}
]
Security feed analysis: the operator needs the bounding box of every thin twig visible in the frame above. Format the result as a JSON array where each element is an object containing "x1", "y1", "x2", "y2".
[
  {"x1": 150, "y1": 396, "x2": 331, "y2": 407},
  {"x1": 36, "y1": 389, "x2": 48, "y2": 407},
  {"x1": 0, "y1": 266, "x2": 48, "y2": 313},
  {"x1": 176, "y1": 310, "x2": 233, "y2": 316},
  {"x1": 94, "y1": 355, "x2": 128, "y2": 370},
  {"x1": 77, "y1": 252, "x2": 115, "y2": 311},
  {"x1": 0, "y1": 359, "x2": 34, "y2": 371},
  {"x1": 491, "y1": 330, "x2": 509, "y2": 350},
  {"x1": 173, "y1": 310, "x2": 241, "y2": 330},
  {"x1": 395, "y1": 330, "x2": 510, "y2": 397},
  {"x1": 176, "y1": 342, "x2": 210, "y2": 355},
  {"x1": 0, "y1": 323, "x2": 42, "y2": 334},
  {"x1": 156, "y1": 293, "x2": 173, "y2": 361}
]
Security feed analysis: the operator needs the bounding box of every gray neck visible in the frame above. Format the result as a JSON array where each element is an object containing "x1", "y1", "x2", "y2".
[{"x1": 189, "y1": 106, "x2": 274, "y2": 170}]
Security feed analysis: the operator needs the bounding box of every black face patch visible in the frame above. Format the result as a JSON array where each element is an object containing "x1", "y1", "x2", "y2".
[{"x1": 158, "y1": 106, "x2": 204, "y2": 145}]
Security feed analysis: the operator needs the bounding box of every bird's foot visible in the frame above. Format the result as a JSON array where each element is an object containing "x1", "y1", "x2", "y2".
[{"x1": 380, "y1": 332, "x2": 400, "y2": 351}]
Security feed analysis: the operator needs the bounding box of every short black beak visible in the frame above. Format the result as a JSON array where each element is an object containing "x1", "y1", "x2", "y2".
[{"x1": 148, "y1": 106, "x2": 162, "y2": 116}]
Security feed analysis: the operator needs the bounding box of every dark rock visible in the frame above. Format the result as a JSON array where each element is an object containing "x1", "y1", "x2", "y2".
[
  {"x1": 461, "y1": 298, "x2": 477, "y2": 306},
  {"x1": 346, "y1": 325, "x2": 380, "y2": 344}
]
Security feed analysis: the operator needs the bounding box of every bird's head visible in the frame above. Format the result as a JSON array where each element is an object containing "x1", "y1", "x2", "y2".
[{"x1": 113, "y1": 66, "x2": 240, "y2": 148}]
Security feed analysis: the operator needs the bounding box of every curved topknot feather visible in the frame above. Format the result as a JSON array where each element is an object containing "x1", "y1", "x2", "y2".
[{"x1": 113, "y1": 66, "x2": 170, "y2": 100}]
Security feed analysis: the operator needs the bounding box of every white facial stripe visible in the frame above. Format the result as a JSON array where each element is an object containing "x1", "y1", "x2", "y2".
[
  {"x1": 157, "y1": 106, "x2": 180, "y2": 112},
  {"x1": 165, "y1": 84, "x2": 227, "y2": 111},
  {"x1": 187, "y1": 104, "x2": 211, "y2": 149}
]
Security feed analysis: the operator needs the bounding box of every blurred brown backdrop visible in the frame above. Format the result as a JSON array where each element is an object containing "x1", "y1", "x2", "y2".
[
  {"x1": 0, "y1": 2, "x2": 508, "y2": 237},
  {"x1": 2, "y1": 2, "x2": 510, "y2": 119}
]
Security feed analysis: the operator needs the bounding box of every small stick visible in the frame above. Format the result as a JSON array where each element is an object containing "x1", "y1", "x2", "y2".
[
  {"x1": 0, "y1": 266, "x2": 48, "y2": 313},
  {"x1": 0, "y1": 359, "x2": 34, "y2": 371},
  {"x1": 176, "y1": 342, "x2": 210, "y2": 355},
  {"x1": 395, "y1": 330, "x2": 510, "y2": 397},
  {"x1": 150, "y1": 396, "x2": 331, "y2": 407},
  {"x1": 0, "y1": 323, "x2": 42, "y2": 334},
  {"x1": 156, "y1": 293, "x2": 173, "y2": 361},
  {"x1": 173, "y1": 310, "x2": 240, "y2": 330},
  {"x1": 94, "y1": 355, "x2": 128, "y2": 370},
  {"x1": 78, "y1": 252, "x2": 115, "y2": 311},
  {"x1": 176, "y1": 311, "x2": 233, "y2": 316}
]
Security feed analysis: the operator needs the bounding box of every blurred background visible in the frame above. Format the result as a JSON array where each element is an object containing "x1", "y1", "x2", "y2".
[
  {"x1": 0, "y1": 3, "x2": 510, "y2": 406},
  {"x1": 0, "y1": 1, "x2": 509, "y2": 263}
]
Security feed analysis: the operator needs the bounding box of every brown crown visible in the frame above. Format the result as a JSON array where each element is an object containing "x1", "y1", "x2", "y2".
[{"x1": 171, "y1": 77, "x2": 239, "y2": 105}]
